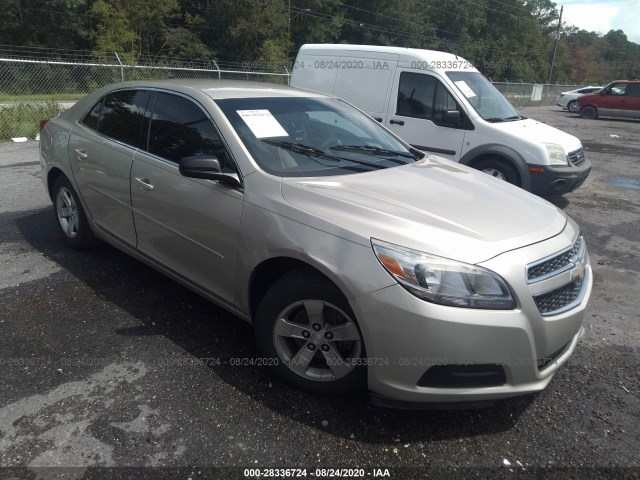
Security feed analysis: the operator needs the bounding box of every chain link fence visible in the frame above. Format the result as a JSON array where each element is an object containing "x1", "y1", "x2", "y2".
[
  {"x1": 1, "y1": 53, "x2": 586, "y2": 141},
  {"x1": 491, "y1": 80, "x2": 584, "y2": 108},
  {"x1": 0, "y1": 55, "x2": 290, "y2": 140}
]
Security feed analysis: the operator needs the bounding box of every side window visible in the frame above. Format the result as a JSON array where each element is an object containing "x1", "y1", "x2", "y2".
[
  {"x1": 82, "y1": 99, "x2": 103, "y2": 131},
  {"x1": 609, "y1": 83, "x2": 627, "y2": 95},
  {"x1": 148, "y1": 93, "x2": 227, "y2": 166},
  {"x1": 433, "y1": 83, "x2": 458, "y2": 123},
  {"x1": 397, "y1": 72, "x2": 462, "y2": 127},
  {"x1": 99, "y1": 90, "x2": 150, "y2": 147},
  {"x1": 625, "y1": 84, "x2": 640, "y2": 97},
  {"x1": 397, "y1": 72, "x2": 436, "y2": 119}
]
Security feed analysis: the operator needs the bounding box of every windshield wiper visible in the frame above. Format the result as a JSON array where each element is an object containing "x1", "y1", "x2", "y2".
[
  {"x1": 330, "y1": 144, "x2": 416, "y2": 161},
  {"x1": 261, "y1": 139, "x2": 386, "y2": 170},
  {"x1": 484, "y1": 115, "x2": 522, "y2": 123}
]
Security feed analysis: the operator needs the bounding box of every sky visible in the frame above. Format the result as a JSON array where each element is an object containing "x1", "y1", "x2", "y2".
[{"x1": 560, "y1": 0, "x2": 640, "y2": 44}]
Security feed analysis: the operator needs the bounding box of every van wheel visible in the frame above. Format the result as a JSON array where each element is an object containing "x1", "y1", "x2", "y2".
[
  {"x1": 254, "y1": 270, "x2": 367, "y2": 395},
  {"x1": 53, "y1": 176, "x2": 96, "y2": 249},
  {"x1": 473, "y1": 158, "x2": 519, "y2": 186},
  {"x1": 579, "y1": 106, "x2": 598, "y2": 119}
]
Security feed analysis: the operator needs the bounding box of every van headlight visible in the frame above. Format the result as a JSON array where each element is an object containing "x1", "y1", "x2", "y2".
[
  {"x1": 544, "y1": 143, "x2": 569, "y2": 166},
  {"x1": 372, "y1": 239, "x2": 515, "y2": 309}
]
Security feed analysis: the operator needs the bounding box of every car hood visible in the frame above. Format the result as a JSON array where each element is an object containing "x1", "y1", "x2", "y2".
[
  {"x1": 493, "y1": 118, "x2": 582, "y2": 153},
  {"x1": 281, "y1": 156, "x2": 567, "y2": 264}
]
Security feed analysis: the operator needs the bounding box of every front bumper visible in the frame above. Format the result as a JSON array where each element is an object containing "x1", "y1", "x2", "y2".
[
  {"x1": 350, "y1": 226, "x2": 592, "y2": 404},
  {"x1": 529, "y1": 158, "x2": 592, "y2": 196}
]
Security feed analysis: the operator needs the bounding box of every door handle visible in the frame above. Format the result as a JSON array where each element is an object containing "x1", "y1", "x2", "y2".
[
  {"x1": 373, "y1": 117, "x2": 383, "y2": 122},
  {"x1": 74, "y1": 149, "x2": 87, "y2": 160},
  {"x1": 134, "y1": 177, "x2": 154, "y2": 191},
  {"x1": 390, "y1": 119, "x2": 405, "y2": 126}
]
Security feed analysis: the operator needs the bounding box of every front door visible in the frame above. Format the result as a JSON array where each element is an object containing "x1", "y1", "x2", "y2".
[
  {"x1": 385, "y1": 70, "x2": 467, "y2": 160},
  {"x1": 130, "y1": 92, "x2": 243, "y2": 304}
]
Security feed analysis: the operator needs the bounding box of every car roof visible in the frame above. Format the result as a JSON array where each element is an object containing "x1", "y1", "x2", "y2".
[{"x1": 101, "y1": 79, "x2": 328, "y2": 100}]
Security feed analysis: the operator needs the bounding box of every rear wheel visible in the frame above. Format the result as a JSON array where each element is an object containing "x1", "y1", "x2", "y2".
[
  {"x1": 473, "y1": 158, "x2": 520, "y2": 186},
  {"x1": 254, "y1": 270, "x2": 366, "y2": 395},
  {"x1": 579, "y1": 105, "x2": 598, "y2": 119},
  {"x1": 53, "y1": 176, "x2": 96, "y2": 249}
]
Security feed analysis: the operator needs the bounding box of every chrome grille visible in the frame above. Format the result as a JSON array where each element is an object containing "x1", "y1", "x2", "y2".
[
  {"x1": 568, "y1": 148, "x2": 585, "y2": 166},
  {"x1": 527, "y1": 236, "x2": 583, "y2": 282},
  {"x1": 534, "y1": 279, "x2": 583, "y2": 315}
]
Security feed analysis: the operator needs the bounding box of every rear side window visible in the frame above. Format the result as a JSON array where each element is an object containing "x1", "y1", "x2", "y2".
[
  {"x1": 81, "y1": 90, "x2": 150, "y2": 147},
  {"x1": 626, "y1": 83, "x2": 640, "y2": 96},
  {"x1": 82, "y1": 99, "x2": 103, "y2": 131},
  {"x1": 98, "y1": 90, "x2": 151, "y2": 147},
  {"x1": 148, "y1": 92, "x2": 225, "y2": 163}
]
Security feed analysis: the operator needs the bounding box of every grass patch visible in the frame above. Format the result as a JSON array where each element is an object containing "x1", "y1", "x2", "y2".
[
  {"x1": 0, "y1": 101, "x2": 61, "y2": 141},
  {"x1": 0, "y1": 93, "x2": 84, "y2": 102}
]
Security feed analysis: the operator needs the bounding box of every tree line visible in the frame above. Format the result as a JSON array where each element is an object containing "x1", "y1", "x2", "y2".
[{"x1": 1, "y1": 0, "x2": 639, "y2": 84}]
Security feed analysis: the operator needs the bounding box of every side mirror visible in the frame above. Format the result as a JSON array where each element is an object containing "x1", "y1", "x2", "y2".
[
  {"x1": 444, "y1": 110, "x2": 462, "y2": 127},
  {"x1": 179, "y1": 155, "x2": 241, "y2": 188},
  {"x1": 599, "y1": 90, "x2": 607, "y2": 96}
]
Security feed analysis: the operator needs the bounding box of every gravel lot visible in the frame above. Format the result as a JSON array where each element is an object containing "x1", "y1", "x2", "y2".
[{"x1": 0, "y1": 106, "x2": 638, "y2": 479}]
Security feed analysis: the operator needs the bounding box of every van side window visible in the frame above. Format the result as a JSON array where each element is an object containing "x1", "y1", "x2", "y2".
[
  {"x1": 397, "y1": 72, "x2": 436, "y2": 118},
  {"x1": 625, "y1": 84, "x2": 640, "y2": 96},
  {"x1": 397, "y1": 72, "x2": 462, "y2": 127},
  {"x1": 608, "y1": 83, "x2": 627, "y2": 95}
]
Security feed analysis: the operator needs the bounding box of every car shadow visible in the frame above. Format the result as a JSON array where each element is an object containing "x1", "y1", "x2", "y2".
[{"x1": 15, "y1": 206, "x2": 536, "y2": 442}]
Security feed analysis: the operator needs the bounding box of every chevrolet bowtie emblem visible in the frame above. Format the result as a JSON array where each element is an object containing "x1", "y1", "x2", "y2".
[{"x1": 569, "y1": 259, "x2": 586, "y2": 281}]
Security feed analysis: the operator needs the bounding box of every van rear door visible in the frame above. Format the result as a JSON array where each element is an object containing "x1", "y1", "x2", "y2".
[{"x1": 385, "y1": 69, "x2": 467, "y2": 160}]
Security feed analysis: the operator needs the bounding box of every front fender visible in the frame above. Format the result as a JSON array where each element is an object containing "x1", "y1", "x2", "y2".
[{"x1": 460, "y1": 144, "x2": 532, "y2": 192}]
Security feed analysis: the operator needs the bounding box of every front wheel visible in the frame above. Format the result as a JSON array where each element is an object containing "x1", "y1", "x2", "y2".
[
  {"x1": 53, "y1": 176, "x2": 96, "y2": 249},
  {"x1": 579, "y1": 105, "x2": 598, "y2": 119},
  {"x1": 473, "y1": 158, "x2": 520, "y2": 186},
  {"x1": 567, "y1": 100, "x2": 578, "y2": 112},
  {"x1": 254, "y1": 270, "x2": 366, "y2": 395}
]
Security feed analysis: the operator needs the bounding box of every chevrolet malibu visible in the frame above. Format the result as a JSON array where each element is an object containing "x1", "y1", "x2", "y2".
[{"x1": 39, "y1": 80, "x2": 592, "y2": 407}]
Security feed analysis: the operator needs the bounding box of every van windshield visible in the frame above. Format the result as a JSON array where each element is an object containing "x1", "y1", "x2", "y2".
[
  {"x1": 216, "y1": 97, "x2": 418, "y2": 177},
  {"x1": 447, "y1": 72, "x2": 522, "y2": 122}
]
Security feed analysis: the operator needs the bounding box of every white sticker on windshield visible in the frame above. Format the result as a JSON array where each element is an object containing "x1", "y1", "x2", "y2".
[
  {"x1": 236, "y1": 109, "x2": 288, "y2": 138},
  {"x1": 455, "y1": 80, "x2": 477, "y2": 98}
]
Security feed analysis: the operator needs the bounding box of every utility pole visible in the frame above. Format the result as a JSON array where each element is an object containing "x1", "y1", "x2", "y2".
[{"x1": 548, "y1": 5, "x2": 563, "y2": 84}]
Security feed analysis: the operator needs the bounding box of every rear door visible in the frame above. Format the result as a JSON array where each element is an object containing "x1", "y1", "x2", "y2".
[
  {"x1": 68, "y1": 89, "x2": 150, "y2": 246},
  {"x1": 130, "y1": 91, "x2": 243, "y2": 304},
  {"x1": 622, "y1": 83, "x2": 640, "y2": 118},
  {"x1": 385, "y1": 70, "x2": 467, "y2": 160}
]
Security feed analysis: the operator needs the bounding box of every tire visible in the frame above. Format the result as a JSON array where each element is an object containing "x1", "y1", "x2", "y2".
[
  {"x1": 473, "y1": 158, "x2": 520, "y2": 186},
  {"x1": 254, "y1": 270, "x2": 367, "y2": 395},
  {"x1": 567, "y1": 100, "x2": 577, "y2": 112},
  {"x1": 579, "y1": 105, "x2": 598, "y2": 119},
  {"x1": 52, "y1": 175, "x2": 96, "y2": 249}
]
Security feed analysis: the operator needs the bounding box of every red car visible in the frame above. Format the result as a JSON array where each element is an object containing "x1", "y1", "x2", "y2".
[{"x1": 577, "y1": 80, "x2": 640, "y2": 120}]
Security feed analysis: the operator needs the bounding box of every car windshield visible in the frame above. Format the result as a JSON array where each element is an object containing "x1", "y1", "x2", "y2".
[
  {"x1": 216, "y1": 96, "x2": 418, "y2": 177},
  {"x1": 446, "y1": 71, "x2": 522, "y2": 122}
]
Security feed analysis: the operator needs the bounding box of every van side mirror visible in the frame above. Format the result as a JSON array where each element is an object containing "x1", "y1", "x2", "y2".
[
  {"x1": 179, "y1": 155, "x2": 241, "y2": 188},
  {"x1": 444, "y1": 110, "x2": 462, "y2": 127}
]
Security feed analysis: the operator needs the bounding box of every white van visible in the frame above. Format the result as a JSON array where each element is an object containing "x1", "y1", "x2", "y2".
[{"x1": 291, "y1": 44, "x2": 592, "y2": 196}]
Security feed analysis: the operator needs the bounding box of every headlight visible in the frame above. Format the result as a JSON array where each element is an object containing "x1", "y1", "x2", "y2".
[
  {"x1": 544, "y1": 143, "x2": 569, "y2": 166},
  {"x1": 372, "y1": 239, "x2": 516, "y2": 310}
]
